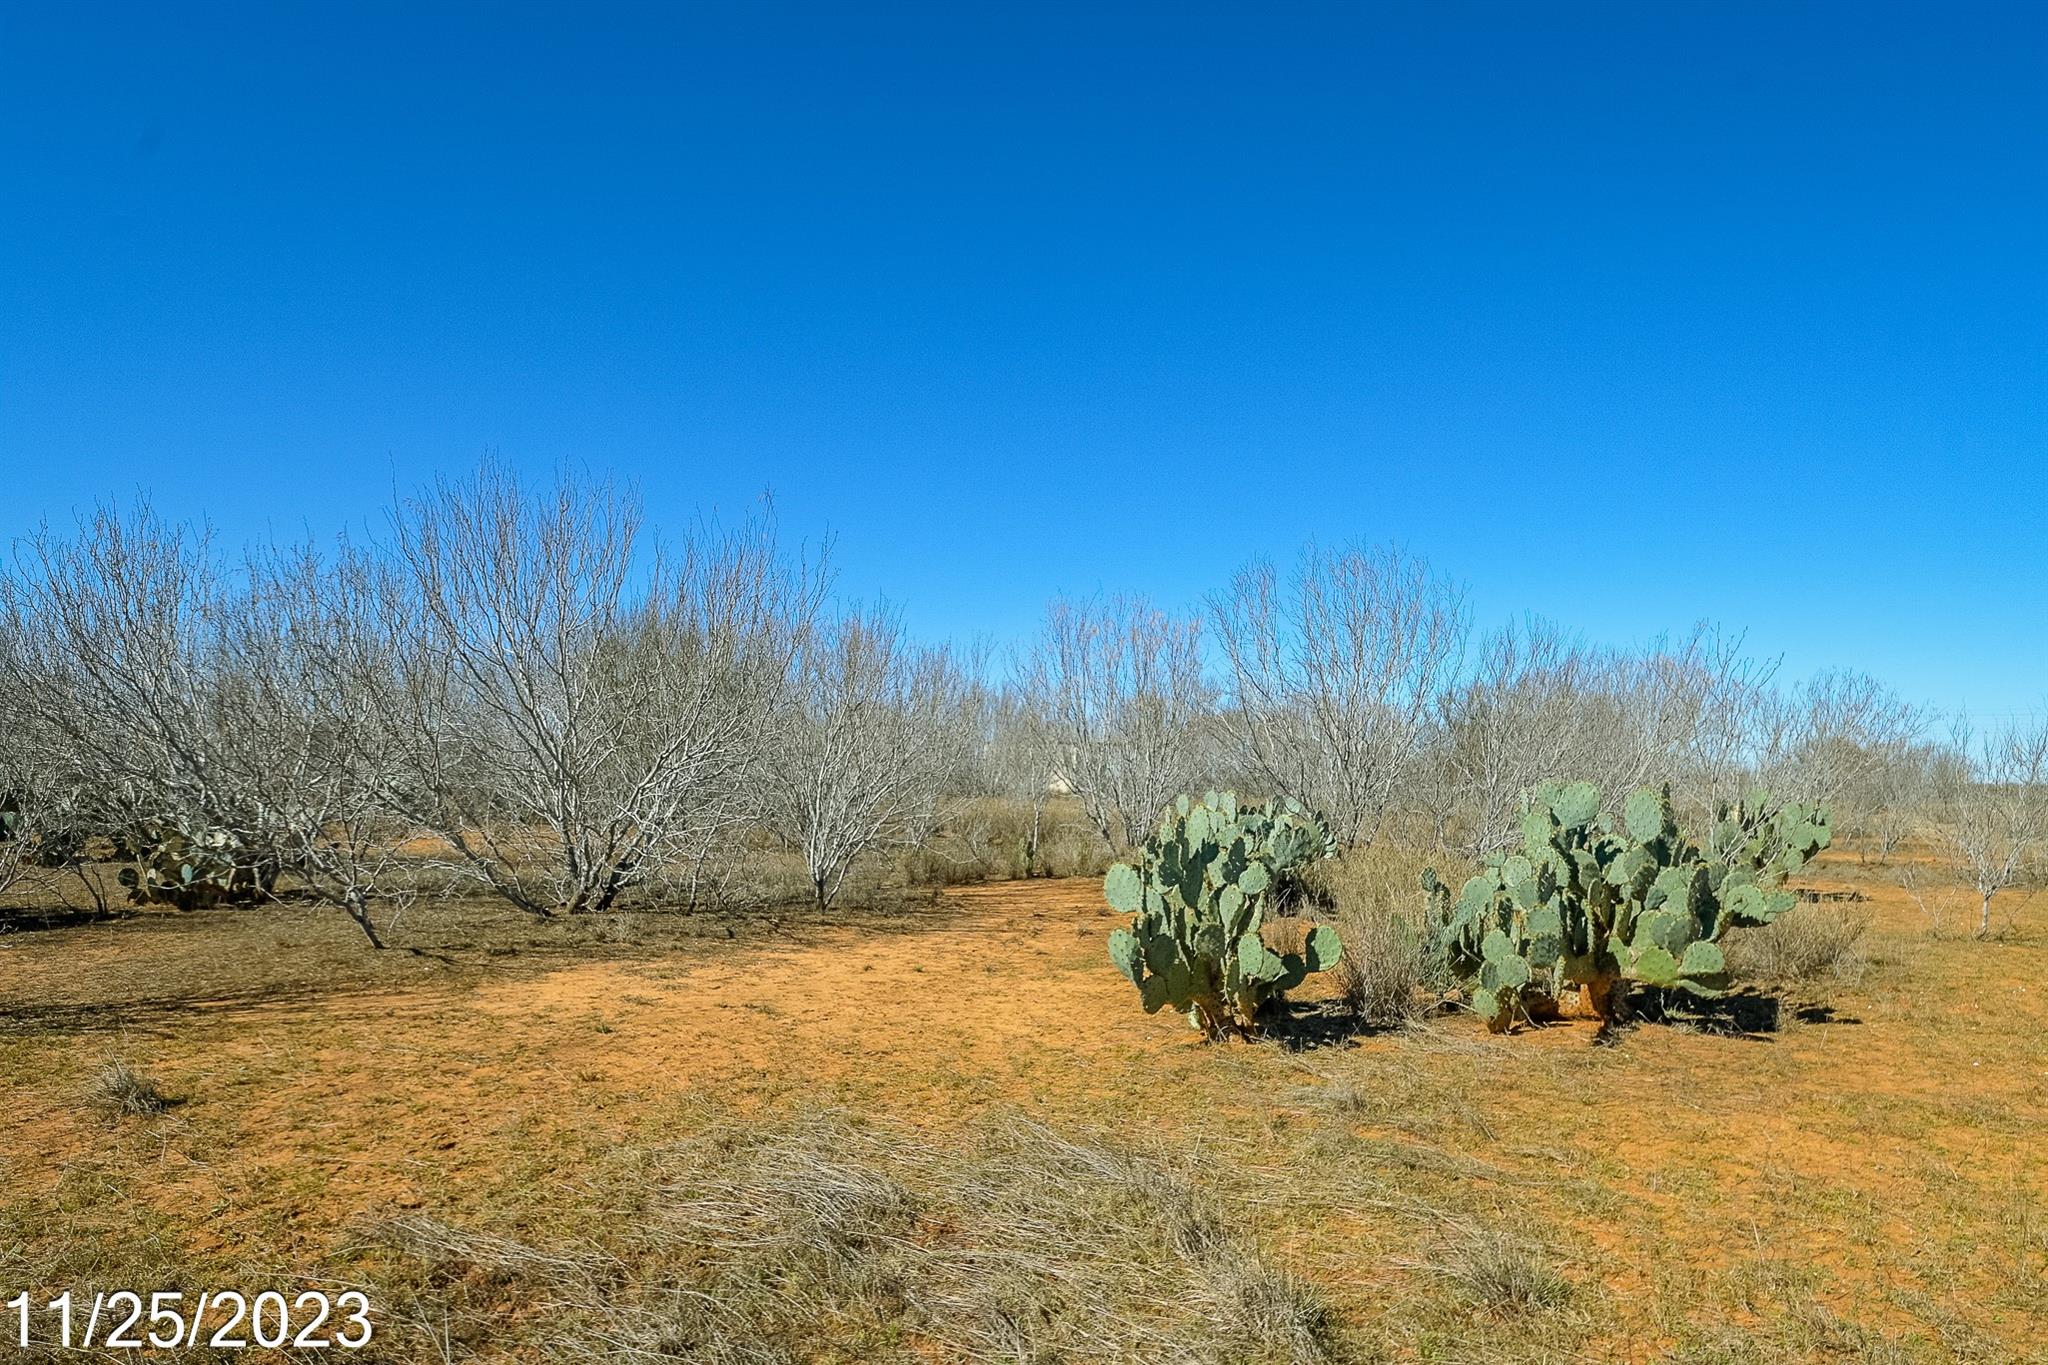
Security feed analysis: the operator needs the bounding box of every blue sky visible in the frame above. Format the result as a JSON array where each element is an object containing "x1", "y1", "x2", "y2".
[{"x1": 2, "y1": 1, "x2": 2042, "y2": 717}]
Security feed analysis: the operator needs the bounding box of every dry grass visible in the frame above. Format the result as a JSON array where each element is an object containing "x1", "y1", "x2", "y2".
[
  {"x1": 1314, "y1": 844, "x2": 1462, "y2": 1027},
  {"x1": 1332, "y1": 904, "x2": 1431, "y2": 1028},
  {"x1": 903, "y1": 796, "x2": 1117, "y2": 888},
  {"x1": 1724, "y1": 903, "x2": 1871, "y2": 987},
  {"x1": 382, "y1": 1110, "x2": 1341, "y2": 1364},
  {"x1": 4, "y1": 845, "x2": 2044, "y2": 1364},
  {"x1": 1406, "y1": 1219, "x2": 1573, "y2": 1315},
  {"x1": 83, "y1": 1058, "x2": 171, "y2": 1119}
]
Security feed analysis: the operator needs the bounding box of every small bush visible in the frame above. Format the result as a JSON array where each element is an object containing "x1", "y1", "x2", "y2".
[
  {"x1": 87, "y1": 1061, "x2": 171, "y2": 1119},
  {"x1": 1334, "y1": 905, "x2": 1429, "y2": 1028},
  {"x1": 1313, "y1": 844, "x2": 1460, "y2": 1027},
  {"x1": 897, "y1": 804, "x2": 1099, "y2": 887},
  {"x1": 1724, "y1": 904, "x2": 1869, "y2": 987},
  {"x1": 1420, "y1": 1222, "x2": 1571, "y2": 1314}
]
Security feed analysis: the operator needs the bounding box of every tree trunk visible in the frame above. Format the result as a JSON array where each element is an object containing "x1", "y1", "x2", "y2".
[
  {"x1": 345, "y1": 893, "x2": 385, "y2": 949},
  {"x1": 1026, "y1": 795, "x2": 1045, "y2": 878}
]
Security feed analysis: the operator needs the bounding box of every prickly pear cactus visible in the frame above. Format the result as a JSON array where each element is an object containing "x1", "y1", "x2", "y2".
[
  {"x1": 1105, "y1": 791, "x2": 1343, "y2": 1040},
  {"x1": 118, "y1": 818, "x2": 280, "y2": 911},
  {"x1": 1429, "y1": 782, "x2": 1830, "y2": 1033}
]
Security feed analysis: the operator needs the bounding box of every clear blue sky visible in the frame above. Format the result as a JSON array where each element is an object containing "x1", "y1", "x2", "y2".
[{"x1": 2, "y1": 1, "x2": 2042, "y2": 717}]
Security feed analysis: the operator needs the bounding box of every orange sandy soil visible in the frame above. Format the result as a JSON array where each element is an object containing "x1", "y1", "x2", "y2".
[{"x1": 3, "y1": 852, "x2": 2045, "y2": 1362}]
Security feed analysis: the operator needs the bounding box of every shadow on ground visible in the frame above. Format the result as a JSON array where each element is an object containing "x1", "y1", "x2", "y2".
[{"x1": 1630, "y1": 987, "x2": 1862, "y2": 1037}]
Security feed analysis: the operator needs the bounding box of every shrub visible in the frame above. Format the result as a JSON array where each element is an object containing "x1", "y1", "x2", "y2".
[
  {"x1": 1724, "y1": 903, "x2": 1869, "y2": 986},
  {"x1": 1312, "y1": 845, "x2": 1451, "y2": 1028},
  {"x1": 87, "y1": 1061, "x2": 171, "y2": 1119},
  {"x1": 1333, "y1": 906, "x2": 1429, "y2": 1028},
  {"x1": 1428, "y1": 782, "x2": 1831, "y2": 1033}
]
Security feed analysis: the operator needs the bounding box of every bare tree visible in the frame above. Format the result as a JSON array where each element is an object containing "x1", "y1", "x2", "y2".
[
  {"x1": 1425, "y1": 616, "x2": 1593, "y2": 857},
  {"x1": 0, "y1": 503, "x2": 312, "y2": 924},
  {"x1": 0, "y1": 505, "x2": 224, "y2": 841},
  {"x1": 1211, "y1": 544, "x2": 1467, "y2": 847},
  {"x1": 0, "y1": 749, "x2": 78, "y2": 913},
  {"x1": 977, "y1": 688, "x2": 1059, "y2": 876},
  {"x1": 1862, "y1": 740, "x2": 1950, "y2": 860},
  {"x1": 1756, "y1": 669, "x2": 1927, "y2": 813},
  {"x1": 207, "y1": 541, "x2": 420, "y2": 945},
  {"x1": 1019, "y1": 596, "x2": 1211, "y2": 850},
  {"x1": 0, "y1": 506, "x2": 432, "y2": 943},
  {"x1": 1935, "y1": 714, "x2": 2048, "y2": 938},
  {"x1": 1548, "y1": 626, "x2": 1776, "y2": 816},
  {"x1": 381, "y1": 465, "x2": 817, "y2": 916},
  {"x1": 757, "y1": 607, "x2": 970, "y2": 909}
]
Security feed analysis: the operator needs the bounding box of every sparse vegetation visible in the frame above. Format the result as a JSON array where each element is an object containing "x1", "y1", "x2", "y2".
[
  {"x1": 0, "y1": 468, "x2": 2041, "y2": 1364},
  {"x1": 1725, "y1": 902, "x2": 1871, "y2": 987},
  {"x1": 4, "y1": 826, "x2": 2045, "y2": 1362},
  {"x1": 85, "y1": 1059, "x2": 171, "y2": 1119}
]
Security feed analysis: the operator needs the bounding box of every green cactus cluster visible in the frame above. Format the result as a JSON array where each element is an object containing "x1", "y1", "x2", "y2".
[
  {"x1": 1105, "y1": 791, "x2": 1343, "y2": 1040},
  {"x1": 118, "y1": 818, "x2": 280, "y2": 911},
  {"x1": 1426, "y1": 782, "x2": 1831, "y2": 1033}
]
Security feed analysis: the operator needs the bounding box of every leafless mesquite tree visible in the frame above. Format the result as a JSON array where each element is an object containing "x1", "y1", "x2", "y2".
[
  {"x1": 382, "y1": 466, "x2": 819, "y2": 917},
  {"x1": 1615, "y1": 627, "x2": 1780, "y2": 814},
  {"x1": 0, "y1": 505, "x2": 311, "y2": 921},
  {"x1": 1754, "y1": 669, "x2": 1928, "y2": 813},
  {"x1": 211, "y1": 542, "x2": 421, "y2": 946},
  {"x1": 1935, "y1": 714, "x2": 2048, "y2": 938},
  {"x1": 0, "y1": 716, "x2": 74, "y2": 910},
  {"x1": 1425, "y1": 617, "x2": 1594, "y2": 858},
  {"x1": 0, "y1": 507, "x2": 435, "y2": 943},
  {"x1": 974, "y1": 689, "x2": 1059, "y2": 876},
  {"x1": 756, "y1": 607, "x2": 972, "y2": 909},
  {"x1": 1861, "y1": 741, "x2": 1953, "y2": 860},
  {"x1": 1212, "y1": 544, "x2": 1467, "y2": 848},
  {"x1": 1, "y1": 506, "x2": 223, "y2": 838},
  {"x1": 1020, "y1": 595, "x2": 1211, "y2": 850},
  {"x1": 1414, "y1": 630, "x2": 1924, "y2": 856}
]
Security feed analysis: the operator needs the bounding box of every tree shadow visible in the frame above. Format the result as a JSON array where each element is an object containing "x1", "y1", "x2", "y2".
[
  {"x1": 0, "y1": 889, "x2": 983, "y2": 1041},
  {"x1": 0, "y1": 983, "x2": 411, "y2": 1039},
  {"x1": 0, "y1": 906, "x2": 135, "y2": 934}
]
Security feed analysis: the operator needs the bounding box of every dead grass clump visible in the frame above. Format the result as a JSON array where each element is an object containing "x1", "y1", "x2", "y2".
[
  {"x1": 1314, "y1": 844, "x2": 1454, "y2": 1027},
  {"x1": 1723, "y1": 904, "x2": 1870, "y2": 987},
  {"x1": 1413, "y1": 1221, "x2": 1571, "y2": 1315},
  {"x1": 86, "y1": 1060, "x2": 171, "y2": 1119},
  {"x1": 1334, "y1": 905, "x2": 1431, "y2": 1028},
  {"x1": 386, "y1": 1111, "x2": 1341, "y2": 1364},
  {"x1": 645, "y1": 1113, "x2": 1337, "y2": 1364}
]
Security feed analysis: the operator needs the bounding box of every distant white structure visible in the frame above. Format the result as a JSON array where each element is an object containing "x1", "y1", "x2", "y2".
[{"x1": 1042, "y1": 742, "x2": 1079, "y2": 795}]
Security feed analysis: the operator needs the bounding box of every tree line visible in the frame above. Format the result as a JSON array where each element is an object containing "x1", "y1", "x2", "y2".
[{"x1": 0, "y1": 465, "x2": 2040, "y2": 942}]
